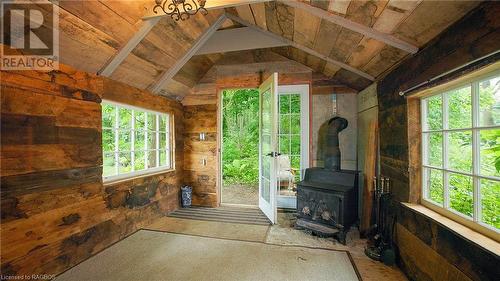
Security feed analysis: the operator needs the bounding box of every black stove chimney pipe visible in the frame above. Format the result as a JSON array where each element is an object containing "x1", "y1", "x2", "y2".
[{"x1": 324, "y1": 117, "x2": 348, "y2": 171}]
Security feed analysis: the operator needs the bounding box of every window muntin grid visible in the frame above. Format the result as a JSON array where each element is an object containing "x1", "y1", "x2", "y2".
[
  {"x1": 278, "y1": 93, "x2": 302, "y2": 183},
  {"x1": 102, "y1": 101, "x2": 172, "y2": 182},
  {"x1": 421, "y1": 72, "x2": 500, "y2": 233}
]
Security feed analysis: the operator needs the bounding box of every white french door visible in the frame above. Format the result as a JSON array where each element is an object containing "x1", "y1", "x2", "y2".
[
  {"x1": 258, "y1": 73, "x2": 279, "y2": 223},
  {"x1": 276, "y1": 85, "x2": 310, "y2": 209}
]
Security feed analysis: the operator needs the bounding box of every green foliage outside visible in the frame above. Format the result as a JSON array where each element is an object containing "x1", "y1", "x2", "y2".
[
  {"x1": 222, "y1": 89, "x2": 260, "y2": 185},
  {"x1": 102, "y1": 104, "x2": 168, "y2": 177},
  {"x1": 222, "y1": 89, "x2": 303, "y2": 186},
  {"x1": 426, "y1": 77, "x2": 500, "y2": 230}
]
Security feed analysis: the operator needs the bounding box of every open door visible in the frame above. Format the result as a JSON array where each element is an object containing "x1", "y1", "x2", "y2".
[{"x1": 258, "y1": 73, "x2": 279, "y2": 224}]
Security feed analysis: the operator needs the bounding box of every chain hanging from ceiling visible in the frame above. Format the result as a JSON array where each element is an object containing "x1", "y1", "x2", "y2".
[{"x1": 153, "y1": 0, "x2": 208, "y2": 21}]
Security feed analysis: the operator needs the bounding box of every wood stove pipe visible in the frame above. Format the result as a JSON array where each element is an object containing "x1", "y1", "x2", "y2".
[{"x1": 324, "y1": 116, "x2": 348, "y2": 171}]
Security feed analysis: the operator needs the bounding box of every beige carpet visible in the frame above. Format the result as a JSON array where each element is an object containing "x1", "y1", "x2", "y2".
[{"x1": 56, "y1": 230, "x2": 360, "y2": 281}]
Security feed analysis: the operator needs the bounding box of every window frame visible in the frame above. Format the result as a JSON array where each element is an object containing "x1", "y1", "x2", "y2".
[
  {"x1": 419, "y1": 69, "x2": 500, "y2": 240},
  {"x1": 101, "y1": 100, "x2": 174, "y2": 183}
]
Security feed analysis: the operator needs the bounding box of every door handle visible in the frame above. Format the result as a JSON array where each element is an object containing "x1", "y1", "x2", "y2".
[{"x1": 266, "y1": 152, "x2": 281, "y2": 157}]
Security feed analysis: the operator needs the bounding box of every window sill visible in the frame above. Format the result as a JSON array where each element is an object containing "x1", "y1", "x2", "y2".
[
  {"x1": 103, "y1": 168, "x2": 176, "y2": 186},
  {"x1": 402, "y1": 203, "x2": 500, "y2": 256}
]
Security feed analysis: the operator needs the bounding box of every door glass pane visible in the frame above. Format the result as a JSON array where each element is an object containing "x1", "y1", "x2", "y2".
[
  {"x1": 291, "y1": 135, "x2": 300, "y2": 155},
  {"x1": 480, "y1": 129, "x2": 500, "y2": 178},
  {"x1": 277, "y1": 93, "x2": 303, "y2": 198},
  {"x1": 262, "y1": 179, "x2": 270, "y2": 202},
  {"x1": 279, "y1": 135, "x2": 290, "y2": 155},
  {"x1": 291, "y1": 114, "x2": 300, "y2": 134},
  {"x1": 479, "y1": 75, "x2": 500, "y2": 127},
  {"x1": 279, "y1": 114, "x2": 290, "y2": 134},
  {"x1": 279, "y1": 95, "x2": 289, "y2": 114},
  {"x1": 262, "y1": 134, "x2": 271, "y2": 155},
  {"x1": 480, "y1": 179, "x2": 500, "y2": 229},
  {"x1": 290, "y1": 94, "x2": 300, "y2": 114},
  {"x1": 449, "y1": 173, "x2": 473, "y2": 218},
  {"x1": 425, "y1": 95, "x2": 442, "y2": 130},
  {"x1": 290, "y1": 156, "x2": 301, "y2": 182},
  {"x1": 260, "y1": 89, "x2": 272, "y2": 204},
  {"x1": 448, "y1": 131, "x2": 472, "y2": 173},
  {"x1": 425, "y1": 132, "x2": 442, "y2": 167},
  {"x1": 425, "y1": 168, "x2": 443, "y2": 205},
  {"x1": 447, "y1": 86, "x2": 472, "y2": 129}
]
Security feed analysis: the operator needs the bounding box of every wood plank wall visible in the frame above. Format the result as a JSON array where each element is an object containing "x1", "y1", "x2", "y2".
[
  {"x1": 0, "y1": 65, "x2": 184, "y2": 277},
  {"x1": 377, "y1": 2, "x2": 500, "y2": 281},
  {"x1": 183, "y1": 103, "x2": 218, "y2": 207}
]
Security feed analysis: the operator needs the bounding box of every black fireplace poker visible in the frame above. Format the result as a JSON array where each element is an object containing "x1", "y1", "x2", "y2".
[{"x1": 364, "y1": 176, "x2": 396, "y2": 266}]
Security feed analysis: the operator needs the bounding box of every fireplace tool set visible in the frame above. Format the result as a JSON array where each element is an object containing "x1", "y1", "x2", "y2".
[{"x1": 364, "y1": 176, "x2": 396, "y2": 265}]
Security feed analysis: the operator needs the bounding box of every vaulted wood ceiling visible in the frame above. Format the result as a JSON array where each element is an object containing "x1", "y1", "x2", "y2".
[{"x1": 19, "y1": 0, "x2": 481, "y2": 100}]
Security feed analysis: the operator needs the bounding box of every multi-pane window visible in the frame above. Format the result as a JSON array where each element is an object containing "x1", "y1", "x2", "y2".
[
  {"x1": 421, "y1": 72, "x2": 500, "y2": 232},
  {"x1": 102, "y1": 102, "x2": 172, "y2": 181},
  {"x1": 278, "y1": 93, "x2": 302, "y2": 184}
]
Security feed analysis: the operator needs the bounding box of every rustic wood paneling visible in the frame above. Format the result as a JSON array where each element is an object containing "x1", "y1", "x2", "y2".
[
  {"x1": 376, "y1": 2, "x2": 500, "y2": 281},
  {"x1": 183, "y1": 104, "x2": 218, "y2": 207},
  {"x1": 0, "y1": 64, "x2": 184, "y2": 277},
  {"x1": 397, "y1": 205, "x2": 499, "y2": 281},
  {"x1": 10, "y1": 1, "x2": 480, "y2": 104}
]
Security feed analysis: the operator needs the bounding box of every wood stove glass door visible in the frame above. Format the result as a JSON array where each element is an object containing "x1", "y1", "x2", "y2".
[{"x1": 258, "y1": 72, "x2": 279, "y2": 224}]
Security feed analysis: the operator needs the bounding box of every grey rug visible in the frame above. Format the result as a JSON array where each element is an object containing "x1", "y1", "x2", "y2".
[
  {"x1": 56, "y1": 230, "x2": 360, "y2": 281},
  {"x1": 167, "y1": 206, "x2": 271, "y2": 226}
]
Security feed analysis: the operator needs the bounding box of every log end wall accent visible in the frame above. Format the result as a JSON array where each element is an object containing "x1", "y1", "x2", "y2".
[{"x1": 0, "y1": 65, "x2": 184, "y2": 277}]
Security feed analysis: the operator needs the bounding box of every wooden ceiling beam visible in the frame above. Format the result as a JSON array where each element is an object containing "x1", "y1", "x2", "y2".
[
  {"x1": 148, "y1": 14, "x2": 228, "y2": 94},
  {"x1": 225, "y1": 13, "x2": 375, "y2": 81},
  {"x1": 98, "y1": 18, "x2": 160, "y2": 77},
  {"x1": 280, "y1": 0, "x2": 419, "y2": 54},
  {"x1": 142, "y1": 0, "x2": 272, "y2": 20},
  {"x1": 196, "y1": 27, "x2": 288, "y2": 55}
]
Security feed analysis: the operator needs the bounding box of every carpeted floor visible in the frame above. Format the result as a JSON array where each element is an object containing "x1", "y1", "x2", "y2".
[{"x1": 55, "y1": 230, "x2": 360, "y2": 281}]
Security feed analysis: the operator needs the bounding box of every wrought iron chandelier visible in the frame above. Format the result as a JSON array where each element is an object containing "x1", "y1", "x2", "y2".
[{"x1": 153, "y1": 0, "x2": 208, "y2": 21}]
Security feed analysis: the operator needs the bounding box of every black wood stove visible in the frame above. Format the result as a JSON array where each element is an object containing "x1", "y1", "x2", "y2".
[{"x1": 295, "y1": 168, "x2": 358, "y2": 244}]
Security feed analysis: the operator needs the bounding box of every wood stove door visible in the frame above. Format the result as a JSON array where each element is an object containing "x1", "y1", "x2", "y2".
[{"x1": 258, "y1": 72, "x2": 278, "y2": 224}]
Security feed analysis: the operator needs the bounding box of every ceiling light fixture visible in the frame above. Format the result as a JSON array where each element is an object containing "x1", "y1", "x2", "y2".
[{"x1": 153, "y1": 0, "x2": 208, "y2": 21}]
